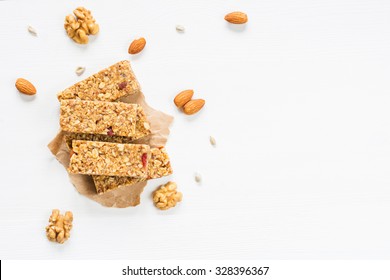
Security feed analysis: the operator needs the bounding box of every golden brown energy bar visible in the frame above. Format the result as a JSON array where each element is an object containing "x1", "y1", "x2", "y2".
[
  {"x1": 92, "y1": 147, "x2": 173, "y2": 194},
  {"x1": 63, "y1": 105, "x2": 151, "y2": 149},
  {"x1": 69, "y1": 140, "x2": 150, "y2": 178},
  {"x1": 60, "y1": 99, "x2": 138, "y2": 137},
  {"x1": 57, "y1": 60, "x2": 140, "y2": 102}
]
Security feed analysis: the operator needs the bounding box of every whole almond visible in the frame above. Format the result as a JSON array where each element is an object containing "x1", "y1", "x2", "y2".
[
  {"x1": 224, "y1": 11, "x2": 248, "y2": 24},
  {"x1": 183, "y1": 99, "x2": 205, "y2": 115},
  {"x1": 15, "y1": 78, "x2": 36, "y2": 95},
  {"x1": 174, "y1": 89, "x2": 194, "y2": 108},
  {"x1": 128, "y1": 37, "x2": 146, "y2": 54}
]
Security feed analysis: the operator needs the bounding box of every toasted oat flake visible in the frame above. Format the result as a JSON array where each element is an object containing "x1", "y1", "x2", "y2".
[
  {"x1": 28, "y1": 25, "x2": 37, "y2": 36},
  {"x1": 209, "y1": 136, "x2": 216, "y2": 146},
  {"x1": 75, "y1": 66, "x2": 85, "y2": 76},
  {"x1": 176, "y1": 25, "x2": 185, "y2": 32},
  {"x1": 143, "y1": 122, "x2": 150, "y2": 130}
]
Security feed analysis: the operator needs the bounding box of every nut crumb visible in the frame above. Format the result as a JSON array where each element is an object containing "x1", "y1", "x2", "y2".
[
  {"x1": 45, "y1": 209, "x2": 73, "y2": 244},
  {"x1": 176, "y1": 25, "x2": 185, "y2": 32},
  {"x1": 194, "y1": 173, "x2": 202, "y2": 183},
  {"x1": 209, "y1": 136, "x2": 216, "y2": 146},
  {"x1": 28, "y1": 25, "x2": 37, "y2": 36},
  {"x1": 153, "y1": 181, "x2": 182, "y2": 210},
  {"x1": 75, "y1": 66, "x2": 85, "y2": 76}
]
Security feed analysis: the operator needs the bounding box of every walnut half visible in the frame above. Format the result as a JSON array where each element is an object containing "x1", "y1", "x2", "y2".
[
  {"x1": 153, "y1": 181, "x2": 183, "y2": 210},
  {"x1": 64, "y1": 7, "x2": 99, "y2": 44},
  {"x1": 45, "y1": 209, "x2": 73, "y2": 244}
]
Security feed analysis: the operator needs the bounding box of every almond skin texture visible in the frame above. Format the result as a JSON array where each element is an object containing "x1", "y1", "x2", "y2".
[
  {"x1": 15, "y1": 78, "x2": 36, "y2": 95},
  {"x1": 174, "y1": 89, "x2": 194, "y2": 108},
  {"x1": 128, "y1": 37, "x2": 146, "y2": 54},
  {"x1": 224, "y1": 11, "x2": 248, "y2": 24},
  {"x1": 183, "y1": 99, "x2": 205, "y2": 115}
]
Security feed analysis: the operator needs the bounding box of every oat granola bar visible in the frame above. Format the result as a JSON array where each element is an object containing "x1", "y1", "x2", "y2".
[
  {"x1": 147, "y1": 147, "x2": 173, "y2": 179},
  {"x1": 60, "y1": 99, "x2": 138, "y2": 137},
  {"x1": 92, "y1": 147, "x2": 173, "y2": 194},
  {"x1": 64, "y1": 133, "x2": 134, "y2": 149},
  {"x1": 63, "y1": 106, "x2": 151, "y2": 149},
  {"x1": 134, "y1": 105, "x2": 151, "y2": 140},
  {"x1": 57, "y1": 60, "x2": 140, "y2": 102},
  {"x1": 92, "y1": 176, "x2": 143, "y2": 195},
  {"x1": 69, "y1": 140, "x2": 150, "y2": 177}
]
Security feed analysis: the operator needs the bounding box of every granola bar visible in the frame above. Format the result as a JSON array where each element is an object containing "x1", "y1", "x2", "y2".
[
  {"x1": 60, "y1": 99, "x2": 138, "y2": 137},
  {"x1": 92, "y1": 176, "x2": 143, "y2": 195},
  {"x1": 57, "y1": 60, "x2": 140, "y2": 102},
  {"x1": 147, "y1": 147, "x2": 173, "y2": 179},
  {"x1": 69, "y1": 140, "x2": 150, "y2": 177},
  {"x1": 134, "y1": 105, "x2": 151, "y2": 140},
  {"x1": 63, "y1": 106, "x2": 151, "y2": 149},
  {"x1": 64, "y1": 133, "x2": 134, "y2": 149},
  {"x1": 92, "y1": 147, "x2": 173, "y2": 194}
]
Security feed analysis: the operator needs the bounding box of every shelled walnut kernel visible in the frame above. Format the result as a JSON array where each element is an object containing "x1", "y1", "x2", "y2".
[
  {"x1": 153, "y1": 182, "x2": 182, "y2": 210},
  {"x1": 45, "y1": 209, "x2": 73, "y2": 244},
  {"x1": 64, "y1": 7, "x2": 99, "y2": 44}
]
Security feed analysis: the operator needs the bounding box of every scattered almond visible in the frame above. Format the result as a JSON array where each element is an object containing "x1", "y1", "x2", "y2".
[
  {"x1": 174, "y1": 89, "x2": 194, "y2": 108},
  {"x1": 183, "y1": 99, "x2": 205, "y2": 115},
  {"x1": 15, "y1": 78, "x2": 37, "y2": 95},
  {"x1": 128, "y1": 37, "x2": 146, "y2": 54},
  {"x1": 224, "y1": 11, "x2": 248, "y2": 24}
]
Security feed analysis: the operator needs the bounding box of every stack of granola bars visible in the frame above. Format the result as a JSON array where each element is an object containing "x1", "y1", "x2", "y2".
[{"x1": 57, "y1": 61, "x2": 172, "y2": 194}]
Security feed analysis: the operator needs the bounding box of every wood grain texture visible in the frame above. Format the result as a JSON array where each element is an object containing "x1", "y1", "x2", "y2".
[{"x1": 0, "y1": 0, "x2": 390, "y2": 259}]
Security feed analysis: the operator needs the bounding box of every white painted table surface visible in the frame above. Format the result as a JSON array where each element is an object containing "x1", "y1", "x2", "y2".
[{"x1": 0, "y1": 0, "x2": 389, "y2": 260}]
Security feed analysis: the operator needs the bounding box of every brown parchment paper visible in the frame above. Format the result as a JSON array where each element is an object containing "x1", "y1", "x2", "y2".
[{"x1": 48, "y1": 91, "x2": 173, "y2": 208}]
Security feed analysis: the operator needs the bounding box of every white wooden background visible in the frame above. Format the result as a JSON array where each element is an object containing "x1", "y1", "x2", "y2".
[{"x1": 0, "y1": 0, "x2": 389, "y2": 259}]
